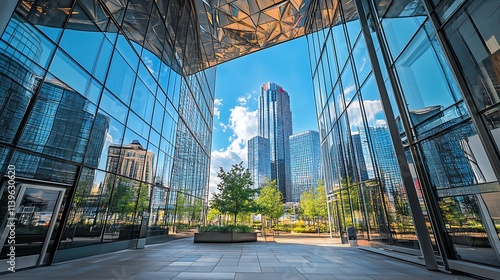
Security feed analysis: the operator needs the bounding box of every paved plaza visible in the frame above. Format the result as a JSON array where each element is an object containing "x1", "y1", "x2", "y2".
[{"x1": 3, "y1": 235, "x2": 476, "y2": 280}]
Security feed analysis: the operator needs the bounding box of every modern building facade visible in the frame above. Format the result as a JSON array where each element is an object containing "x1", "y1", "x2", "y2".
[
  {"x1": 259, "y1": 82, "x2": 293, "y2": 201},
  {"x1": 0, "y1": 0, "x2": 214, "y2": 272},
  {"x1": 247, "y1": 136, "x2": 271, "y2": 190},
  {"x1": 0, "y1": 0, "x2": 498, "y2": 278},
  {"x1": 289, "y1": 130, "x2": 322, "y2": 202},
  {"x1": 307, "y1": 0, "x2": 500, "y2": 278}
]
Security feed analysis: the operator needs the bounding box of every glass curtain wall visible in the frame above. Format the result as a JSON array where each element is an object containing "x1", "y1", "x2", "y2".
[
  {"x1": 0, "y1": 0, "x2": 215, "y2": 266},
  {"x1": 307, "y1": 0, "x2": 419, "y2": 247},
  {"x1": 307, "y1": 0, "x2": 500, "y2": 270},
  {"x1": 423, "y1": 0, "x2": 500, "y2": 268}
]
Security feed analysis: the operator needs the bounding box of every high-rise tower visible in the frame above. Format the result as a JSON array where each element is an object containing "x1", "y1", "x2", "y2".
[{"x1": 258, "y1": 82, "x2": 293, "y2": 201}]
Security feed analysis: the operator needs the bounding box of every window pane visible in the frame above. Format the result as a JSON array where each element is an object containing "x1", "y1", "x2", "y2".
[
  {"x1": 2, "y1": 15, "x2": 56, "y2": 68},
  {"x1": 353, "y1": 36, "x2": 372, "y2": 84},
  {"x1": 105, "y1": 52, "x2": 135, "y2": 104},
  {"x1": 396, "y1": 28, "x2": 459, "y2": 115},
  {"x1": 0, "y1": 48, "x2": 44, "y2": 144},
  {"x1": 18, "y1": 76, "x2": 96, "y2": 163},
  {"x1": 131, "y1": 78, "x2": 155, "y2": 122},
  {"x1": 49, "y1": 49, "x2": 91, "y2": 96},
  {"x1": 99, "y1": 90, "x2": 128, "y2": 124},
  {"x1": 382, "y1": 16, "x2": 425, "y2": 61}
]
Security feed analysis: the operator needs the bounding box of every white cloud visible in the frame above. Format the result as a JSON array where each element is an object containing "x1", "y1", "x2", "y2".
[
  {"x1": 213, "y1": 98, "x2": 223, "y2": 119},
  {"x1": 237, "y1": 96, "x2": 247, "y2": 105},
  {"x1": 343, "y1": 85, "x2": 356, "y2": 98},
  {"x1": 346, "y1": 99, "x2": 384, "y2": 129},
  {"x1": 105, "y1": 132, "x2": 113, "y2": 143},
  {"x1": 143, "y1": 56, "x2": 155, "y2": 76},
  {"x1": 375, "y1": 119, "x2": 387, "y2": 126},
  {"x1": 219, "y1": 122, "x2": 228, "y2": 132},
  {"x1": 209, "y1": 105, "x2": 258, "y2": 198}
]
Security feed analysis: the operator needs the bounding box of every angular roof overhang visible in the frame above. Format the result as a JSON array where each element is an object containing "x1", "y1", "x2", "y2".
[{"x1": 16, "y1": 0, "x2": 424, "y2": 76}]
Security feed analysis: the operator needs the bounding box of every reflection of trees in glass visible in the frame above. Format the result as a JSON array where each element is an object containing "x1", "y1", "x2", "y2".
[
  {"x1": 136, "y1": 183, "x2": 150, "y2": 215},
  {"x1": 108, "y1": 177, "x2": 137, "y2": 225},
  {"x1": 189, "y1": 198, "x2": 203, "y2": 226},
  {"x1": 440, "y1": 196, "x2": 482, "y2": 232},
  {"x1": 68, "y1": 171, "x2": 110, "y2": 230},
  {"x1": 173, "y1": 193, "x2": 204, "y2": 228},
  {"x1": 70, "y1": 178, "x2": 92, "y2": 225},
  {"x1": 378, "y1": 174, "x2": 415, "y2": 241},
  {"x1": 174, "y1": 192, "x2": 188, "y2": 225}
]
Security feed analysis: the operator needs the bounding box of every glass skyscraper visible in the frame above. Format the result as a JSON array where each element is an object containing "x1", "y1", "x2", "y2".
[
  {"x1": 247, "y1": 136, "x2": 271, "y2": 190},
  {"x1": 289, "y1": 130, "x2": 322, "y2": 202},
  {"x1": 258, "y1": 82, "x2": 293, "y2": 202},
  {"x1": 0, "y1": 0, "x2": 499, "y2": 278}
]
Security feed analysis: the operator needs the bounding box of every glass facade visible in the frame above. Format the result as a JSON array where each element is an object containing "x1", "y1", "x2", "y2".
[
  {"x1": 289, "y1": 130, "x2": 322, "y2": 202},
  {"x1": 307, "y1": 0, "x2": 500, "y2": 276},
  {"x1": 248, "y1": 136, "x2": 271, "y2": 190},
  {"x1": 259, "y1": 82, "x2": 293, "y2": 202},
  {"x1": 0, "y1": 0, "x2": 214, "y2": 270},
  {"x1": 0, "y1": 0, "x2": 498, "y2": 277}
]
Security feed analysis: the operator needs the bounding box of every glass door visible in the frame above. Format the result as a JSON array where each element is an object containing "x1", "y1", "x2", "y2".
[{"x1": 0, "y1": 183, "x2": 65, "y2": 272}]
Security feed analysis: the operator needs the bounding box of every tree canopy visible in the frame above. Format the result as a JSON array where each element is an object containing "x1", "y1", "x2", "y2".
[
  {"x1": 256, "y1": 180, "x2": 284, "y2": 224},
  {"x1": 210, "y1": 162, "x2": 256, "y2": 225},
  {"x1": 299, "y1": 180, "x2": 328, "y2": 221}
]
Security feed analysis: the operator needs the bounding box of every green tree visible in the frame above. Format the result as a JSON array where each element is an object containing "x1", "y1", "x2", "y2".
[
  {"x1": 256, "y1": 180, "x2": 284, "y2": 227},
  {"x1": 207, "y1": 208, "x2": 222, "y2": 225},
  {"x1": 299, "y1": 180, "x2": 328, "y2": 226},
  {"x1": 315, "y1": 180, "x2": 328, "y2": 219},
  {"x1": 299, "y1": 187, "x2": 316, "y2": 222},
  {"x1": 210, "y1": 162, "x2": 256, "y2": 226}
]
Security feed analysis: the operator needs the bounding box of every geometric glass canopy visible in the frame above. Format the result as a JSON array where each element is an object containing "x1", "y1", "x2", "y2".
[{"x1": 17, "y1": 0, "x2": 421, "y2": 75}]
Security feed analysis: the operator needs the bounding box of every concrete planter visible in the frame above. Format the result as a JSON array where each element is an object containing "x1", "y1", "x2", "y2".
[{"x1": 194, "y1": 232, "x2": 257, "y2": 243}]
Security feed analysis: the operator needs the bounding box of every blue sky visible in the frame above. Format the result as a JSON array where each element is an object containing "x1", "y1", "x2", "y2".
[{"x1": 209, "y1": 36, "x2": 318, "y2": 192}]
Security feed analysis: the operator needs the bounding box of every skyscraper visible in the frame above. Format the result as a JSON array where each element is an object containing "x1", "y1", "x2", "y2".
[
  {"x1": 247, "y1": 136, "x2": 271, "y2": 190},
  {"x1": 289, "y1": 130, "x2": 322, "y2": 202},
  {"x1": 258, "y1": 82, "x2": 293, "y2": 202}
]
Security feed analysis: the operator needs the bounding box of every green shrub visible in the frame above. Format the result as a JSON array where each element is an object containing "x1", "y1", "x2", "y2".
[{"x1": 199, "y1": 225, "x2": 253, "y2": 233}]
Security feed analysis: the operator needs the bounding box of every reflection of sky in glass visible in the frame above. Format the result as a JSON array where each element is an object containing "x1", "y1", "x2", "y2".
[{"x1": 23, "y1": 188, "x2": 60, "y2": 212}]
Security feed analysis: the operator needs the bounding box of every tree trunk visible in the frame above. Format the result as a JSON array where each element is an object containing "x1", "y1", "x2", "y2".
[{"x1": 234, "y1": 213, "x2": 237, "y2": 226}]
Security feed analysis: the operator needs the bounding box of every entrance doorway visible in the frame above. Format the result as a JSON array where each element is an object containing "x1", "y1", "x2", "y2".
[{"x1": 0, "y1": 183, "x2": 65, "y2": 272}]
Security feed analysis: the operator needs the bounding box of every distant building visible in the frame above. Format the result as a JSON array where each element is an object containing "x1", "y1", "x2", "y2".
[
  {"x1": 248, "y1": 136, "x2": 271, "y2": 189},
  {"x1": 351, "y1": 133, "x2": 369, "y2": 182},
  {"x1": 259, "y1": 82, "x2": 293, "y2": 201},
  {"x1": 106, "y1": 140, "x2": 154, "y2": 183},
  {"x1": 289, "y1": 130, "x2": 322, "y2": 202}
]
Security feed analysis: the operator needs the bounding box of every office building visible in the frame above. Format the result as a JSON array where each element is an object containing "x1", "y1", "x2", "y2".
[
  {"x1": 289, "y1": 130, "x2": 322, "y2": 202},
  {"x1": 0, "y1": 0, "x2": 499, "y2": 278},
  {"x1": 259, "y1": 82, "x2": 293, "y2": 201},
  {"x1": 247, "y1": 136, "x2": 271, "y2": 190}
]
